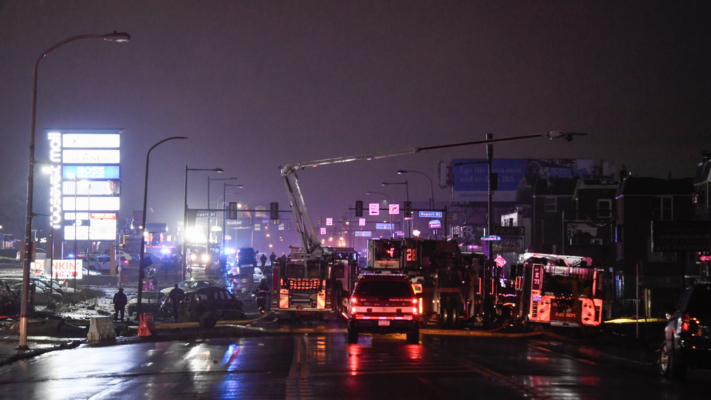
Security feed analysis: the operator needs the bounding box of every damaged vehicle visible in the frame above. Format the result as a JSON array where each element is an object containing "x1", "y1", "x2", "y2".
[{"x1": 162, "y1": 286, "x2": 244, "y2": 328}]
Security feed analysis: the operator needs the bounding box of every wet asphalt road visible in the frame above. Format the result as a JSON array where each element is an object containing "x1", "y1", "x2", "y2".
[{"x1": 0, "y1": 332, "x2": 709, "y2": 399}]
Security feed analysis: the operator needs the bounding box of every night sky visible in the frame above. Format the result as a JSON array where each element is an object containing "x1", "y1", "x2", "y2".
[{"x1": 1, "y1": 1, "x2": 709, "y2": 240}]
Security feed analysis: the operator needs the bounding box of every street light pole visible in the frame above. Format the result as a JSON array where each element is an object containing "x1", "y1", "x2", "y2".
[
  {"x1": 182, "y1": 167, "x2": 223, "y2": 280},
  {"x1": 20, "y1": 31, "x2": 130, "y2": 350},
  {"x1": 71, "y1": 174, "x2": 77, "y2": 292},
  {"x1": 222, "y1": 183, "x2": 244, "y2": 252},
  {"x1": 136, "y1": 136, "x2": 187, "y2": 317},
  {"x1": 397, "y1": 170, "x2": 435, "y2": 209},
  {"x1": 206, "y1": 177, "x2": 236, "y2": 252}
]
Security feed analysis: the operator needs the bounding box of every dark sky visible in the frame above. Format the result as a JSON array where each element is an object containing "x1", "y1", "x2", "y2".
[{"x1": 1, "y1": 0, "x2": 709, "y2": 239}]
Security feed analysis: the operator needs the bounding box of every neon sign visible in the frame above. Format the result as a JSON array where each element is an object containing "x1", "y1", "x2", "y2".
[{"x1": 47, "y1": 132, "x2": 62, "y2": 228}]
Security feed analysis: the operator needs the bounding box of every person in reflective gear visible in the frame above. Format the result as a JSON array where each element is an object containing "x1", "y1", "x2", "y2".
[
  {"x1": 255, "y1": 278, "x2": 269, "y2": 314},
  {"x1": 113, "y1": 287, "x2": 127, "y2": 321},
  {"x1": 168, "y1": 284, "x2": 185, "y2": 322}
]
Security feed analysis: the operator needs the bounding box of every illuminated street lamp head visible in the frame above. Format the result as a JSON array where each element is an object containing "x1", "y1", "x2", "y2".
[
  {"x1": 397, "y1": 170, "x2": 407, "y2": 175},
  {"x1": 103, "y1": 32, "x2": 131, "y2": 42},
  {"x1": 381, "y1": 182, "x2": 388, "y2": 186},
  {"x1": 213, "y1": 168, "x2": 223, "y2": 173}
]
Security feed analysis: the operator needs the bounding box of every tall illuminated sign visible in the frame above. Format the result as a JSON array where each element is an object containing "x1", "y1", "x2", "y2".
[
  {"x1": 49, "y1": 130, "x2": 122, "y2": 241},
  {"x1": 47, "y1": 132, "x2": 63, "y2": 229}
]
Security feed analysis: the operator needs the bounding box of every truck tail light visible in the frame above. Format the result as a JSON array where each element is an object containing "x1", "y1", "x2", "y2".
[
  {"x1": 412, "y1": 307, "x2": 418, "y2": 315},
  {"x1": 419, "y1": 298, "x2": 423, "y2": 315},
  {"x1": 682, "y1": 313, "x2": 690, "y2": 332},
  {"x1": 351, "y1": 306, "x2": 357, "y2": 314},
  {"x1": 411, "y1": 298, "x2": 418, "y2": 305},
  {"x1": 351, "y1": 297, "x2": 357, "y2": 304}
]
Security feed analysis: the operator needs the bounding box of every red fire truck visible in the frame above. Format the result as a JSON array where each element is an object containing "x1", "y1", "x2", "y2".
[{"x1": 511, "y1": 253, "x2": 604, "y2": 329}]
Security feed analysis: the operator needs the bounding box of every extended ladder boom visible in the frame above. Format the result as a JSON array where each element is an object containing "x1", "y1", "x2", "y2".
[{"x1": 279, "y1": 131, "x2": 586, "y2": 254}]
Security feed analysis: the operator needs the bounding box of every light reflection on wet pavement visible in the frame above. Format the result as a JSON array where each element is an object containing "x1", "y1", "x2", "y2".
[{"x1": 0, "y1": 333, "x2": 708, "y2": 399}]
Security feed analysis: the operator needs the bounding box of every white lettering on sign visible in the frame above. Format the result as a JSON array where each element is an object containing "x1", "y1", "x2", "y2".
[
  {"x1": 369, "y1": 203, "x2": 380, "y2": 216},
  {"x1": 33, "y1": 259, "x2": 83, "y2": 280},
  {"x1": 359, "y1": 218, "x2": 366, "y2": 226},
  {"x1": 63, "y1": 196, "x2": 120, "y2": 211},
  {"x1": 62, "y1": 150, "x2": 120, "y2": 164},
  {"x1": 326, "y1": 218, "x2": 333, "y2": 226},
  {"x1": 63, "y1": 133, "x2": 120, "y2": 148},
  {"x1": 47, "y1": 132, "x2": 63, "y2": 228}
]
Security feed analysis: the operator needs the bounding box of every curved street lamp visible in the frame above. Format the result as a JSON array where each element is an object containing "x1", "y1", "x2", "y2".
[
  {"x1": 20, "y1": 31, "x2": 130, "y2": 350},
  {"x1": 397, "y1": 170, "x2": 435, "y2": 208},
  {"x1": 182, "y1": 167, "x2": 223, "y2": 279},
  {"x1": 136, "y1": 136, "x2": 188, "y2": 316}
]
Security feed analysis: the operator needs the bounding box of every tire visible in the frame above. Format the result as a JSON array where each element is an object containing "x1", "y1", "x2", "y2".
[
  {"x1": 199, "y1": 312, "x2": 217, "y2": 329},
  {"x1": 406, "y1": 329, "x2": 420, "y2": 344},
  {"x1": 440, "y1": 303, "x2": 450, "y2": 329},
  {"x1": 347, "y1": 327, "x2": 359, "y2": 344},
  {"x1": 450, "y1": 303, "x2": 460, "y2": 329},
  {"x1": 660, "y1": 343, "x2": 687, "y2": 381}
]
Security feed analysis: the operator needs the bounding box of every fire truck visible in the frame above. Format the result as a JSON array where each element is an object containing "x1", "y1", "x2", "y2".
[
  {"x1": 365, "y1": 238, "x2": 488, "y2": 328},
  {"x1": 270, "y1": 132, "x2": 582, "y2": 318},
  {"x1": 271, "y1": 246, "x2": 358, "y2": 316},
  {"x1": 510, "y1": 253, "x2": 604, "y2": 329}
]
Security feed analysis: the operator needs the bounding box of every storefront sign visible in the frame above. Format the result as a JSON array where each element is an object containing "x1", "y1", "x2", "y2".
[{"x1": 63, "y1": 149, "x2": 120, "y2": 164}]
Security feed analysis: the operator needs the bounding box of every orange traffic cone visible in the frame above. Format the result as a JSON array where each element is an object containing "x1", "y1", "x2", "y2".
[{"x1": 138, "y1": 313, "x2": 158, "y2": 336}]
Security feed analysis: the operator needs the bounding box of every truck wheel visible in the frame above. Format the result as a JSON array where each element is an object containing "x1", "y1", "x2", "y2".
[
  {"x1": 347, "y1": 327, "x2": 359, "y2": 344},
  {"x1": 439, "y1": 304, "x2": 450, "y2": 329},
  {"x1": 450, "y1": 303, "x2": 460, "y2": 329},
  {"x1": 406, "y1": 329, "x2": 419, "y2": 344},
  {"x1": 661, "y1": 343, "x2": 686, "y2": 380}
]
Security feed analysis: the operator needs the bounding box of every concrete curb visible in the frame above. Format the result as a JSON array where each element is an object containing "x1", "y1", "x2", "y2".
[{"x1": 0, "y1": 340, "x2": 83, "y2": 367}]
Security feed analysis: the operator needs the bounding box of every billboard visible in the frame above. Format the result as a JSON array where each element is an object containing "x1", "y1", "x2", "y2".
[
  {"x1": 63, "y1": 133, "x2": 120, "y2": 148},
  {"x1": 452, "y1": 159, "x2": 595, "y2": 203},
  {"x1": 31, "y1": 259, "x2": 83, "y2": 280},
  {"x1": 63, "y1": 149, "x2": 120, "y2": 164},
  {"x1": 63, "y1": 165, "x2": 120, "y2": 180},
  {"x1": 62, "y1": 180, "x2": 120, "y2": 196},
  {"x1": 63, "y1": 196, "x2": 120, "y2": 211},
  {"x1": 652, "y1": 221, "x2": 711, "y2": 252}
]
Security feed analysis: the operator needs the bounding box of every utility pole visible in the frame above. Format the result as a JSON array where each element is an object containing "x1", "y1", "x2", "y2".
[{"x1": 486, "y1": 133, "x2": 495, "y2": 320}]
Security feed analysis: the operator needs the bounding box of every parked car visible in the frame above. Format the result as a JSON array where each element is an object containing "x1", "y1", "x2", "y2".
[
  {"x1": 660, "y1": 284, "x2": 711, "y2": 380},
  {"x1": 163, "y1": 286, "x2": 244, "y2": 328},
  {"x1": 16, "y1": 248, "x2": 46, "y2": 260},
  {"x1": 0, "y1": 278, "x2": 62, "y2": 305},
  {"x1": 0, "y1": 280, "x2": 21, "y2": 315},
  {"x1": 160, "y1": 280, "x2": 220, "y2": 296},
  {"x1": 127, "y1": 291, "x2": 165, "y2": 317}
]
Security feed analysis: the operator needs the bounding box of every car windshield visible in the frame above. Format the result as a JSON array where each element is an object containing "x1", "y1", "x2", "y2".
[
  {"x1": 355, "y1": 280, "x2": 413, "y2": 298},
  {"x1": 686, "y1": 286, "x2": 711, "y2": 318}
]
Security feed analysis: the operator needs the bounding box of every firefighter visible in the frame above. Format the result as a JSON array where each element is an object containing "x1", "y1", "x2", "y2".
[
  {"x1": 254, "y1": 278, "x2": 269, "y2": 314},
  {"x1": 260, "y1": 253, "x2": 267, "y2": 269}
]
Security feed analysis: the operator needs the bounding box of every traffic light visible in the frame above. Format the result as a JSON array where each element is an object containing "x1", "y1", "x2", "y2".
[
  {"x1": 318, "y1": 217, "x2": 322, "y2": 226},
  {"x1": 229, "y1": 202, "x2": 238, "y2": 219},
  {"x1": 404, "y1": 201, "x2": 412, "y2": 220},
  {"x1": 355, "y1": 200, "x2": 363, "y2": 217},
  {"x1": 270, "y1": 202, "x2": 279, "y2": 220}
]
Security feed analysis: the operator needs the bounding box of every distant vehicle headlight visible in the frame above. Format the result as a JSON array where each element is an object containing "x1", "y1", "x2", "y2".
[
  {"x1": 190, "y1": 254, "x2": 197, "y2": 261},
  {"x1": 201, "y1": 253, "x2": 210, "y2": 263}
]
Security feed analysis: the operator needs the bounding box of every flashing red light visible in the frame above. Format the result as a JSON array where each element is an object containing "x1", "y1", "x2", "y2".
[
  {"x1": 411, "y1": 298, "x2": 418, "y2": 305},
  {"x1": 412, "y1": 307, "x2": 418, "y2": 315},
  {"x1": 699, "y1": 255, "x2": 711, "y2": 263},
  {"x1": 351, "y1": 306, "x2": 357, "y2": 314},
  {"x1": 351, "y1": 297, "x2": 357, "y2": 304},
  {"x1": 682, "y1": 313, "x2": 690, "y2": 332}
]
